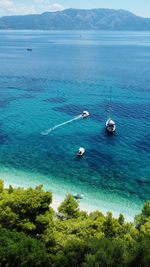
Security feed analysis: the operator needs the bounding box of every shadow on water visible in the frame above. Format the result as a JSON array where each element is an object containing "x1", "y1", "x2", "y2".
[
  {"x1": 52, "y1": 100, "x2": 150, "y2": 124},
  {"x1": 0, "y1": 97, "x2": 20, "y2": 109},
  {"x1": 53, "y1": 104, "x2": 83, "y2": 116},
  {"x1": 43, "y1": 97, "x2": 68, "y2": 104},
  {"x1": 21, "y1": 94, "x2": 36, "y2": 99},
  {"x1": 133, "y1": 134, "x2": 150, "y2": 153},
  {"x1": 0, "y1": 126, "x2": 8, "y2": 144}
]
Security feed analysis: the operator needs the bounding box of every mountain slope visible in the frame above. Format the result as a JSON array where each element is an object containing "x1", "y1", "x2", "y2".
[{"x1": 0, "y1": 8, "x2": 150, "y2": 30}]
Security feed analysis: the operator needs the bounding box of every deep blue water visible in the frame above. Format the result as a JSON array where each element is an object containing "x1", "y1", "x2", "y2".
[{"x1": 0, "y1": 30, "x2": 150, "y2": 217}]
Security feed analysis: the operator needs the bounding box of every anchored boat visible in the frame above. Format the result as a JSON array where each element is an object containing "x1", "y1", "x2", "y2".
[
  {"x1": 73, "y1": 193, "x2": 84, "y2": 199},
  {"x1": 77, "y1": 147, "x2": 85, "y2": 156}
]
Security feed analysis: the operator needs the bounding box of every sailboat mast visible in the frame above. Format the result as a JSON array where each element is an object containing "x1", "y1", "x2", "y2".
[
  {"x1": 109, "y1": 87, "x2": 112, "y2": 119},
  {"x1": 106, "y1": 86, "x2": 116, "y2": 132}
]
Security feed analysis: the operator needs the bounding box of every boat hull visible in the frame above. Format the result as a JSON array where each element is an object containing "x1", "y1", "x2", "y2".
[
  {"x1": 105, "y1": 119, "x2": 116, "y2": 133},
  {"x1": 77, "y1": 147, "x2": 85, "y2": 156},
  {"x1": 81, "y1": 111, "x2": 89, "y2": 117},
  {"x1": 73, "y1": 194, "x2": 84, "y2": 199},
  {"x1": 106, "y1": 125, "x2": 116, "y2": 133}
]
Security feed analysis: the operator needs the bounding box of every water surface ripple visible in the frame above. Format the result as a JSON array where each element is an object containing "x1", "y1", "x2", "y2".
[{"x1": 0, "y1": 30, "x2": 150, "y2": 219}]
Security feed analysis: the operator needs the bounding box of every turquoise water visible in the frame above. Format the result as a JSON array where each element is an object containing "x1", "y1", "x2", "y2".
[{"x1": 0, "y1": 30, "x2": 150, "y2": 220}]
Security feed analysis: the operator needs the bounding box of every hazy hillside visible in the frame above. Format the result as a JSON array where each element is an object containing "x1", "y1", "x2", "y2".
[{"x1": 0, "y1": 8, "x2": 150, "y2": 30}]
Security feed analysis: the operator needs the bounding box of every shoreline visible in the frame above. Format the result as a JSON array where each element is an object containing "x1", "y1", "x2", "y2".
[{"x1": 0, "y1": 165, "x2": 142, "y2": 222}]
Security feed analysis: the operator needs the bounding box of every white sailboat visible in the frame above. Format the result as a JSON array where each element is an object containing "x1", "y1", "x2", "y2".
[{"x1": 105, "y1": 87, "x2": 116, "y2": 133}]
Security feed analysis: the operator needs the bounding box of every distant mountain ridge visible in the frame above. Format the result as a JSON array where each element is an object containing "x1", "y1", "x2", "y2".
[{"x1": 0, "y1": 8, "x2": 150, "y2": 30}]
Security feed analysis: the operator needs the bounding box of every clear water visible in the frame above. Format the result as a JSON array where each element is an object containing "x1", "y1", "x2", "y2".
[{"x1": 0, "y1": 30, "x2": 150, "y2": 220}]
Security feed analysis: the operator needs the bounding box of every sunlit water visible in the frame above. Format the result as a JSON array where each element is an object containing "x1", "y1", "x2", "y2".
[{"x1": 0, "y1": 30, "x2": 150, "y2": 220}]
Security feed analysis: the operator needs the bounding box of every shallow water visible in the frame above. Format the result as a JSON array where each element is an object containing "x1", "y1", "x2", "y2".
[{"x1": 0, "y1": 30, "x2": 150, "y2": 220}]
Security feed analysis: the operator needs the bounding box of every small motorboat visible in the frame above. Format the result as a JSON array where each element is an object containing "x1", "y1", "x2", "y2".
[
  {"x1": 82, "y1": 111, "x2": 89, "y2": 117},
  {"x1": 73, "y1": 193, "x2": 84, "y2": 199},
  {"x1": 77, "y1": 147, "x2": 85, "y2": 156},
  {"x1": 27, "y1": 48, "x2": 32, "y2": 51}
]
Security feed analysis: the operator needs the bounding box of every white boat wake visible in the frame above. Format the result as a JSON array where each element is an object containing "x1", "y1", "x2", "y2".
[{"x1": 41, "y1": 115, "x2": 82, "y2": 135}]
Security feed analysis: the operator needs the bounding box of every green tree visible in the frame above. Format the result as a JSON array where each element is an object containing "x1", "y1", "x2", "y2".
[
  {"x1": 0, "y1": 181, "x2": 53, "y2": 235},
  {"x1": 83, "y1": 238, "x2": 128, "y2": 267},
  {"x1": 0, "y1": 180, "x2": 4, "y2": 193},
  {"x1": 129, "y1": 237, "x2": 150, "y2": 267},
  {"x1": 0, "y1": 227, "x2": 50, "y2": 266},
  {"x1": 103, "y1": 212, "x2": 120, "y2": 238},
  {"x1": 52, "y1": 239, "x2": 87, "y2": 267},
  {"x1": 58, "y1": 194, "x2": 80, "y2": 219},
  {"x1": 140, "y1": 217, "x2": 150, "y2": 237},
  {"x1": 134, "y1": 200, "x2": 150, "y2": 228},
  {"x1": 118, "y1": 213, "x2": 125, "y2": 225}
]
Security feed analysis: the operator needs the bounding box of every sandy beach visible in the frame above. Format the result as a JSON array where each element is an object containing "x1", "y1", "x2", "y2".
[{"x1": 0, "y1": 165, "x2": 142, "y2": 222}]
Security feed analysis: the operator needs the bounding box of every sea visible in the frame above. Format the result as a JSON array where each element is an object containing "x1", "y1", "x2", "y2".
[{"x1": 0, "y1": 30, "x2": 150, "y2": 221}]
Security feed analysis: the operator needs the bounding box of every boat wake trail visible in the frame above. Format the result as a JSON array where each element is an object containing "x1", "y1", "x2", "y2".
[{"x1": 41, "y1": 115, "x2": 82, "y2": 135}]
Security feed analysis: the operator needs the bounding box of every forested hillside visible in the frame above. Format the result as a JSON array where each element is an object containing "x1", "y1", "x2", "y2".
[
  {"x1": 0, "y1": 8, "x2": 150, "y2": 30},
  {"x1": 0, "y1": 180, "x2": 149, "y2": 266}
]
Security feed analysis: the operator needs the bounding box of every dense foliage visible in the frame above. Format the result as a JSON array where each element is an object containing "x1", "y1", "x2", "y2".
[
  {"x1": 0, "y1": 179, "x2": 150, "y2": 266},
  {"x1": 0, "y1": 227, "x2": 50, "y2": 266},
  {"x1": 0, "y1": 181, "x2": 53, "y2": 235}
]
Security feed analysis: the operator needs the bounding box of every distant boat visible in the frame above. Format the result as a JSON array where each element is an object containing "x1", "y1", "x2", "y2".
[
  {"x1": 27, "y1": 48, "x2": 32, "y2": 51},
  {"x1": 73, "y1": 193, "x2": 84, "y2": 199},
  {"x1": 81, "y1": 111, "x2": 89, "y2": 117},
  {"x1": 105, "y1": 87, "x2": 116, "y2": 133},
  {"x1": 77, "y1": 147, "x2": 85, "y2": 156}
]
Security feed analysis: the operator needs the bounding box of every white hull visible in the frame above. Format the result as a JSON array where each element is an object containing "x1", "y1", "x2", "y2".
[
  {"x1": 81, "y1": 111, "x2": 89, "y2": 117},
  {"x1": 77, "y1": 147, "x2": 85, "y2": 156},
  {"x1": 106, "y1": 119, "x2": 116, "y2": 132},
  {"x1": 73, "y1": 193, "x2": 84, "y2": 199}
]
